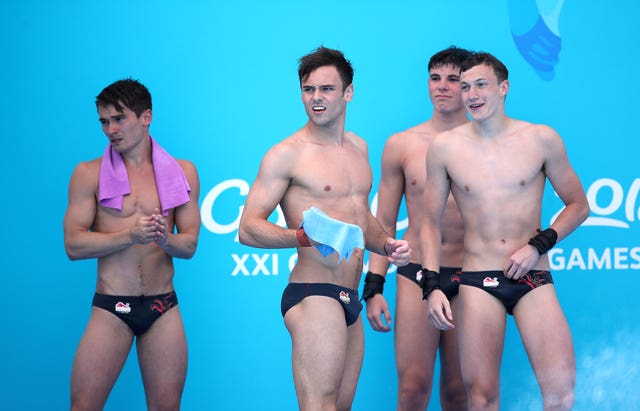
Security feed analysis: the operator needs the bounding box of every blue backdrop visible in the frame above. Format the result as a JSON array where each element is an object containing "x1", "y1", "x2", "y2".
[{"x1": 2, "y1": 0, "x2": 638, "y2": 410}]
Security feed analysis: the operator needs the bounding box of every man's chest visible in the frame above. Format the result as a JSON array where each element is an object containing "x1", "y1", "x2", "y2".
[
  {"x1": 123, "y1": 169, "x2": 160, "y2": 214},
  {"x1": 448, "y1": 147, "x2": 543, "y2": 194},
  {"x1": 298, "y1": 155, "x2": 371, "y2": 198}
]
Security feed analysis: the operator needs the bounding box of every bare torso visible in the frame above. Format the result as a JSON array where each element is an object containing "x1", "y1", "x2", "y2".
[
  {"x1": 443, "y1": 120, "x2": 550, "y2": 271},
  {"x1": 89, "y1": 157, "x2": 178, "y2": 295},
  {"x1": 279, "y1": 129, "x2": 373, "y2": 290}
]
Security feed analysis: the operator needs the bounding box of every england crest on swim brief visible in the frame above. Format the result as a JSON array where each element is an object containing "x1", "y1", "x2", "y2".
[
  {"x1": 483, "y1": 277, "x2": 500, "y2": 288},
  {"x1": 339, "y1": 291, "x2": 351, "y2": 304},
  {"x1": 416, "y1": 269, "x2": 423, "y2": 282},
  {"x1": 115, "y1": 301, "x2": 131, "y2": 314}
]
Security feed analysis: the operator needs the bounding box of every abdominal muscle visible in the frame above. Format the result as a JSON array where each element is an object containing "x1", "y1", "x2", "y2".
[
  {"x1": 96, "y1": 246, "x2": 176, "y2": 296},
  {"x1": 462, "y1": 234, "x2": 550, "y2": 272}
]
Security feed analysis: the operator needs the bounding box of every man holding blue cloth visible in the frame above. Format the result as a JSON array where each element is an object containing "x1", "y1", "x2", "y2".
[{"x1": 239, "y1": 47, "x2": 411, "y2": 411}]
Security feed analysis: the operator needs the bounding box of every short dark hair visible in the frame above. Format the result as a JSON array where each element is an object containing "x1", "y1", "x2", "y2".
[
  {"x1": 96, "y1": 78, "x2": 152, "y2": 117},
  {"x1": 428, "y1": 46, "x2": 472, "y2": 71},
  {"x1": 460, "y1": 52, "x2": 509, "y2": 83},
  {"x1": 298, "y1": 46, "x2": 354, "y2": 91}
]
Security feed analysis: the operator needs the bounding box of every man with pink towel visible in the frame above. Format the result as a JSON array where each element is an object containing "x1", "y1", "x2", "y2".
[{"x1": 63, "y1": 78, "x2": 200, "y2": 411}]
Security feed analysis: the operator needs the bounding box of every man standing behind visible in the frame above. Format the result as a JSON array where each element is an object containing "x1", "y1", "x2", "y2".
[
  {"x1": 239, "y1": 46, "x2": 411, "y2": 411},
  {"x1": 364, "y1": 46, "x2": 470, "y2": 411},
  {"x1": 421, "y1": 52, "x2": 589, "y2": 410},
  {"x1": 64, "y1": 79, "x2": 201, "y2": 411}
]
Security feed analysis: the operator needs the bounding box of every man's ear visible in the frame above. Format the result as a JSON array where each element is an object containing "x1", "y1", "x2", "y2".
[
  {"x1": 344, "y1": 83, "x2": 354, "y2": 102},
  {"x1": 499, "y1": 80, "x2": 510, "y2": 98},
  {"x1": 142, "y1": 108, "x2": 152, "y2": 126}
]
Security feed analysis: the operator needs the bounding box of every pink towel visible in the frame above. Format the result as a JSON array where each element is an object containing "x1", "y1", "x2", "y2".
[{"x1": 98, "y1": 137, "x2": 191, "y2": 216}]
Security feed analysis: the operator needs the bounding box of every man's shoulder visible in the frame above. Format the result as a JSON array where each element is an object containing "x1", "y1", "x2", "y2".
[
  {"x1": 395, "y1": 121, "x2": 434, "y2": 139},
  {"x1": 434, "y1": 123, "x2": 468, "y2": 143},
  {"x1": 344, "y1": 130, "x2": 367, "y2": 150},
  {"x1": 173, "y1": 156, "x2": 196, "y2": 167},
  {"x1": 73, "y1": 156, "x2": 102, "y2": 174},
  {"x1": 257, "y1": 132, "x2": 308, "y2": 173},
  {"x1": 68, "y1": 157, "x2": 101, "y2": 192},
  {"x1": 427, "y1": 127, "x2": 468, "y2": 162},
  {"x1": 267, "y1": 132, "x2": 303, "y2": 154},
  {"x1": 384, "y1": 121, "x2": 432, "y2": 149},
  {"x1": 509, "y1": 119, "x2": 558, "y2": 140},
  {"x1": 175, "y1": 158, "x2": 198, "y2": 177}
]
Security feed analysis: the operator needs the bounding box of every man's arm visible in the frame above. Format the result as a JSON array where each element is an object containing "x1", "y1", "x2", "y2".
[
  {"x1": 154, "y1": 160, "x2": 201, "y2": 259},
  {"x1": 420, "y1": 135, "x2": 455, "y2": 330},
  {"x1": 238, "y1": 143, "x2": 300, "y2": 249},
  {"x1": 369, "y1": 136, "x2": 406, "y2": 274},
  {"x1": 63, "y1": 161, "x2": 136, "y2": 260},
  {"x1": 364, "y1": 213, "x2": 411, "y2": 267},
  {"x1": 505, "y1": 127, "x2": 589, "y2": 277},
  {"x1": 541, "y1": 128, "x2": 590, "y2": 239},
  {"x1": 365, "y1": 136, "x2": 406, "y2": 331}
]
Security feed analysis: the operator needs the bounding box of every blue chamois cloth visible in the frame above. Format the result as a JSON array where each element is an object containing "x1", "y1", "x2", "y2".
[{"x1": 301, "y1": 206, "x2": 364, "y2": 262}]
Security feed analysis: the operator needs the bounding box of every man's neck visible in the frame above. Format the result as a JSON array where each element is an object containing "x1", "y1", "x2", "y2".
[
  {"x1": 472, "y1": 114, "x2": 510, "y2": 138},
  {"x1": 304, "y1": 120, "x2": 346, "y2": 145},
  {"x1": 431, "y1": 109, "x2": 469, "y2": 133},
  {"x1": 121, "y1": 134, "x2": 152, "y2": 167}
]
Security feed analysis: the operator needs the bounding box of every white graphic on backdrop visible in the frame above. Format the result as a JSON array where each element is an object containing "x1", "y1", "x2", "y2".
[
  {"x1": 549, "y1": 247, "x2": 640, "y2": 271},
  {"x1": 547, "y1": 178, "x2": 639, "y2": 271},
  {"x1": 201, "y1": 178, "x2": 286, "y2": 237},
  {"x1": 551, "y1": 178, "x2": 640, "y2": 228}
]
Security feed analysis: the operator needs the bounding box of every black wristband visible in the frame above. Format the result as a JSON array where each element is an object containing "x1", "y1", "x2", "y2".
[
  {"x1": 419, "y1": 269, "x2": 441, "y2": 300},
  {"x1": 527, "y1": 228, "x2": 558, "y2": 255},
  {"x1": 361, "y1": 272, "x2": 385, "y2": 301}
]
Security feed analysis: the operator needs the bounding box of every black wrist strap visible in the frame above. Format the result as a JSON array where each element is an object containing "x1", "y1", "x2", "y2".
[
  {"x1": 528, "y1": 228, "x2": 558, "y2": 255},
  {"x1": 361, "y1": 272, "x2": 385, "y2": 301},
  {"x1": 419, "y1": 269, "x2": 441, "y2": 300}
]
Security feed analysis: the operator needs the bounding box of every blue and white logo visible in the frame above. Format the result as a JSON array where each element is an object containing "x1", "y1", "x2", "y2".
[{"x1": 508, "y1": 0, "x2": 564, "y2": 80}]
